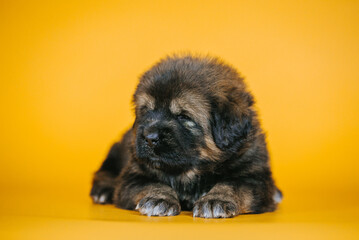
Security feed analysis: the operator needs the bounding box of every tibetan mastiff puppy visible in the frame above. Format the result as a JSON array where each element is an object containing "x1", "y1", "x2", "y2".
[{"x1": 90, "y1": 55, "x2": 282, "y2": 218}]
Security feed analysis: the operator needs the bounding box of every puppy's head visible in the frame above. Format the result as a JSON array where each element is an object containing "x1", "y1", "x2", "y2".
[{"x1": 132, "y1": 55, "x2": 255, "y2": 174}]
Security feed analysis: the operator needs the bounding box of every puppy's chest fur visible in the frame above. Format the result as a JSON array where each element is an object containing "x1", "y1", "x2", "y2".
[{"x1": 159, "y1": 171, "x2": 215, "y2": 210}]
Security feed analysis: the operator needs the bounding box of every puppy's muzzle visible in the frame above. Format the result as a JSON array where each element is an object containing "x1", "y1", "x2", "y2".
[
  {"x1": 142, "y1": 114, "x2": 174, "y2": 148},
  {"x1": 144, "y1": 131, "x2": 159, "y2": 147},
  {"x1": 143, "y1": 119, "x2": 161, "y2": 147}
]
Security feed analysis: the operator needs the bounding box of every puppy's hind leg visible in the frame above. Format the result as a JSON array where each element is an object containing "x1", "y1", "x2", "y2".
[
  {"x1": 90, "y1": 130, "x2": 132, "y2": 204},
  {"x1": 91, "y1": 170, "x2": 116, "y2": 204}
]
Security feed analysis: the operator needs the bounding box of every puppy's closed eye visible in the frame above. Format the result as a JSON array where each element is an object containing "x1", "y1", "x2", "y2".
[
  {"x1": 176, "y1": 114, "x2": 192, "y2": 122},
  {"x1": 176, "y1": 114, "x2": 197, "y2": 128}
]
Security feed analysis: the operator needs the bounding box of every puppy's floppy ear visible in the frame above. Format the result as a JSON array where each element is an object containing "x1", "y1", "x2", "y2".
[{"x1": 211, "y1": 96, "x2": 253, "y2": 151}]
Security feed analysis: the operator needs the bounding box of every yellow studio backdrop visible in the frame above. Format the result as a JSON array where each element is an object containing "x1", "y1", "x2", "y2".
[{"x1": 0, "y1": 0, "x2": 358, "y2": 239}]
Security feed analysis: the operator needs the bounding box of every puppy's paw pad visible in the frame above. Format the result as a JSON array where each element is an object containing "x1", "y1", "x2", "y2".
[
  {"x1": 193, "y1": 198, "x2": 238, "y2": 218},
  {"x1": 136, "y1": 197, "x2": 180, "y2": 217},
  {"x1": 90, "y1": 185, "x2": 114, "y2": 204}
]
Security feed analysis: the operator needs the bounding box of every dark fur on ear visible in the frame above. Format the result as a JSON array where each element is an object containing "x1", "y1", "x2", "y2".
[{"x1": 211, "y1": 94, "x2": 253, "y2": 152}]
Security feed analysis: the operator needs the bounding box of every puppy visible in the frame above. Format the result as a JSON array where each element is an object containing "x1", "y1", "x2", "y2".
[{"x1": 90, "y1": 55, "x2": 282, "y2": 218}]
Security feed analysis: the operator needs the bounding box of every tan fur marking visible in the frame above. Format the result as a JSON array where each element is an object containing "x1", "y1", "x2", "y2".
[
  {"x1": 169, "y1": 91, "x2": 210, "y2": 131},
  {"x1": 237, "y1": 187, "x2": 254, "y2": 214},
  {"x1": 199, "y1": 136, "x2": 222, "y2": 161},
  {"x1": 169, "y1": 100, "x2": 181, "y2": 115},
  {"x1": 177, "y1": 168, "x2": 199, "y2": 183},
  {"x1": 136, "y1": 93, "x2": 155, "y2": 110}
]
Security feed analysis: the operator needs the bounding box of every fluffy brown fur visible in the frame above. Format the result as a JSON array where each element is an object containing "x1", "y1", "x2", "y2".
[{"x1": 90, "y1": 54, "x2": 282, "y2": 218}]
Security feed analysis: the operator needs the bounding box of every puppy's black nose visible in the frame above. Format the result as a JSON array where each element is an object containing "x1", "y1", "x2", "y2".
[{"x1": 145, "y1": 132, "x2": 159, "y2": 146}]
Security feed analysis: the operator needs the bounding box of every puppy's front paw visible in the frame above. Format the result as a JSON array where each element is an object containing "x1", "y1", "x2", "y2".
[
  {"x1": 136, "y1": 196, "x2": 181, "y2": 217},
  {"x1": 193, "y1": 195, "x2": 239, "y2": 218}
]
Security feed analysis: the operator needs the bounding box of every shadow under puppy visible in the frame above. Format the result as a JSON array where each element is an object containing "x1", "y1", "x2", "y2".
[{"x1": 90, "y1": 55, "x2": 282, "y2": 218}]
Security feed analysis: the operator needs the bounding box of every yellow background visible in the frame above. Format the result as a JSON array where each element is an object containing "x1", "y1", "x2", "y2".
[{"x1": 0, "y1": 0, "x2": 358, "y2": 239}]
